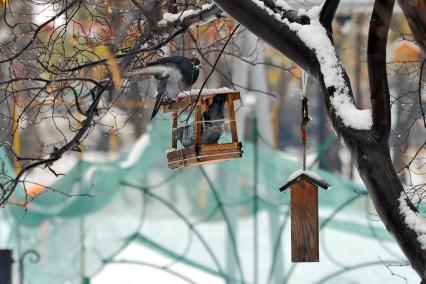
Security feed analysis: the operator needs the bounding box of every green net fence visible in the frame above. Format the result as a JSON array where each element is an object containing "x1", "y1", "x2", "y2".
[{"x1": 1, "y1": 117, "x2": 418, "y2": 283}]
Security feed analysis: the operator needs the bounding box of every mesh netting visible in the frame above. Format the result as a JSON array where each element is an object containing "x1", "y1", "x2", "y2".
[{"x1": 1, "y1": 117, "x2": 418, "y2": 283}]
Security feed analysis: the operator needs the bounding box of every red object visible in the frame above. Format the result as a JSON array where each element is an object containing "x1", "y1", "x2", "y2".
[{"x1": 300, "y1": 129, "x2": 307, "y2": 141}]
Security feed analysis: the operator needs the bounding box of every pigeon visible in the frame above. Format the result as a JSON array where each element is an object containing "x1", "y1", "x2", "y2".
[
  {"x1": 125, "y1": 56, "x2": 201, "y2": 119},
  {"x1": 176, "y1": 94, "x2": 227, "y2": 148}
]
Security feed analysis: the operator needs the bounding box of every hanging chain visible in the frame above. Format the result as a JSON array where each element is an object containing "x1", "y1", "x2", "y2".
[{"x1": 301, "y1": 97, "x2": 310, "y2": 171}]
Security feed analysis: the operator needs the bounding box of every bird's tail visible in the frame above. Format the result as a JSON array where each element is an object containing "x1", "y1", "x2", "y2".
[{"x1": 151, "y1": 92, "x2": 164, "y2": 120}]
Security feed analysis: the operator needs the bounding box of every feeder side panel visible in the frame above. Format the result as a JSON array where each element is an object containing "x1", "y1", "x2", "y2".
[
  {"x1": 290, "y1": 180, "x2": 319, "y2": 262},
  {"x1": 227, "y1": 94, "x2": 238, "y2": 142}
]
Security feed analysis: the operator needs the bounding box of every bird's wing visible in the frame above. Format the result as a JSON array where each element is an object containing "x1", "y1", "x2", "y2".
[
  {"x1": 150, "y1": 76, "x2": 170, "y2": 120},
  {"x1": 124, "y1": 65, "x2": 176, "y2": 78},
  {"x1": 151, "y1": 91, "x2": 165, "y2": 120}
]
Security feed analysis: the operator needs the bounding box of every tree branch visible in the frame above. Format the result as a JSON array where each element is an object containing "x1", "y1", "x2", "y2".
[
  {"x1": 319, "y1": 0, "x2": 340, "y2": 32},
  {"x1": 157, "y1": 3, "x2": 223, "y2": 32},
  {"x1": 213, "y1": 0, "x2": 318, "y2": 76},
  {"x1": 397, "y1": 0, "x2": 426, "y2": 53},
  {"x1": 367, "y1": 0, "x2": 395, "y2": 144},
  {"x1": 214, "y1": 0, "x2": 426, "y2": 278}
]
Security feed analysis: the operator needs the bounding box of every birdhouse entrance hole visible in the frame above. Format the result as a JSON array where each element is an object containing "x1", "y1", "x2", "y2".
[{"x1": 164, "y1": 90, "x2": 243, "y2": 169}]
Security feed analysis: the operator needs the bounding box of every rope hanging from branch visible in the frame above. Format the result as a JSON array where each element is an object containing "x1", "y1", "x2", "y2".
[{"x1": 301, "y1": 97, "x2": 310, "y2": 171}]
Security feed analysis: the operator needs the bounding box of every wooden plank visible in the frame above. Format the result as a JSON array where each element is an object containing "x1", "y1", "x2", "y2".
[
  {"x1": 199, "y1": 142, "x2": 241, "y2": 152},
  {"x1": 227, "y1": 95, "x2": 238, "y2": 142},
  {"x1": 167, "y1": 145, "x2": 242, "y2": 169},
  {"x1": 229, "y1": 92, "x2": 240, "y2": 101},
  {"x1": 168, "y1": 152, "x2": 242, "y2": 169},
  {"x1": 195, "y1": 106, "x2": 201, "y2": 145},
  {"x1": 172, "y1": 112, "x2": 178, "y2": 148},
  {"x1": 167, "y1": 142, "x2": 242, "y2": 159},
  {"x1": 167, "y1": 146, "x2": 242, "y2": 161},
  {"x1": 167, "y1": 147, "x2": 196, "y2": 160},
  {"x1": 290, "y1": 180, "x2": 319, "y2": 262},
  {"x1": 163, "y1": 91, "x2": 240, "y2": 112}
]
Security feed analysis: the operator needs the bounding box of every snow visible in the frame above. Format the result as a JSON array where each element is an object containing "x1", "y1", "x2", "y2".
[
  {"x1": 288, "y1": 168, "x2": 322, "y2": 182},
  {"x1": 276, "y1": 0, "x2": 291, "y2": 10},
  {"x1": 398, "y1": 192, "x2": 426, "y2": 249},
  {"x1": 249, "y1": 1, "x2": 373, "y2": 130},
  {"x1": 163, "y1": 10, "x2": 196, "y2": 22},
  {"x1": 120, "y1": 133, "x2": 151, "y2": 169},
  {"x1": 177, "y1": 87, "x2": 233, "y2": 98},
  {"x1": 93, "y1": 244, "x2": 223, "y2": 284},
  {"x1": 94, "y1": 210, "x2": 419, "y2": 283},
  {"x1": 160, "y1": 4, "x2": 215, "y2": 25}
]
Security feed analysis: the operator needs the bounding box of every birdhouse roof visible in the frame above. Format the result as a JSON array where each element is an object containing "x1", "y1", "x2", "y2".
[
  {"x1": 163, "y1": 88, "x2": 240, "y2": 112},
  {"x1": 280, "y1": 169, "x2": 330, "y2": 192},
  {"x1": 177, "y1": 87, "x2": 233, "y2": 99}
]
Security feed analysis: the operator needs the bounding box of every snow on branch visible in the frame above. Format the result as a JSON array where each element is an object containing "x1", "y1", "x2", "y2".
[
  {"x1": 250, "y1": 0, "x2": 309, "y2": 24},
  {"x1": 157, "y1": 3, "x2": 222, "y2": 31},
  {"x1": 399, "y1": 192, "x2": 426, "y2": 249},
  {"x1": 213, "y1": 0, "x2": 372, "y2": 130},
  {"x1": 238, "y1": 1, "x2": 372, "y2": 130}
]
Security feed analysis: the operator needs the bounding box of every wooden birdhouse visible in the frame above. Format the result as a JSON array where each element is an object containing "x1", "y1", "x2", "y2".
[
  {"x1": 280, "y1": 170, "x2": 330, "y2": 262},
  {"x1": 163, "y1": 89, "x2": 243, "y2": 169}
]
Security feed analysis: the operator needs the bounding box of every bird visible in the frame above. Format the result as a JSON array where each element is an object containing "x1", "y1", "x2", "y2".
[
  {"x1": 175, "y1": 94, "x2": 227, "y2": 148},
  {"x1": 125, "y1": 56, "x2": 201, "y2": 119}
]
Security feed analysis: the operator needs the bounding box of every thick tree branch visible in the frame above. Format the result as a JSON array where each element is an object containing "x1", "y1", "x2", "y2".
[
  {"x1": 214, "y1": 0, "x2": 426, "y2": 279},
  {"x1": 367, "y1": 0, "x2": 394, "y2": 144},
  {"x1": 397, "y1": 0, "x2": 426, "y2": 53},
  {"x1": 213, "y1": 0, "x2": 318, "y2": 76},
  {"x1": 319, "y1": 0, "x2": 340, "y2": 32}
]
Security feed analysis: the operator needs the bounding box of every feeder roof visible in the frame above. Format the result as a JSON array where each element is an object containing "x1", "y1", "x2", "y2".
[
  {"x1": 280, "y1": 169, "x2": 330, "y2": 192},
  {"x1": 163, "y1": 88, "x2": 240, "y2": 112},
  {"x1": 177, "y1": 87, "x2": 233, "y2": 98}
]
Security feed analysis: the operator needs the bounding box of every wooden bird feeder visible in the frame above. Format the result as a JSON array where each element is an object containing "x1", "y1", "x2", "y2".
[
  {"x1": 280, "y1": 171, "x2": 330, "y2": 262},
  {"x1": 164, "y1": 90, "x2": 243, "y2": 169}
]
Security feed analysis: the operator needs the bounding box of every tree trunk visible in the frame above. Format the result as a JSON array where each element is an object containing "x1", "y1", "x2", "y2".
[{"x1": 213, "y1": 0, "x2": 426, "y2": 279}]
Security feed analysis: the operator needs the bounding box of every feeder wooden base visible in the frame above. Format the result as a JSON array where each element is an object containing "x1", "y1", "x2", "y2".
[{"x1": 167, "y1": 142, "x2": 242, "y2": 169}]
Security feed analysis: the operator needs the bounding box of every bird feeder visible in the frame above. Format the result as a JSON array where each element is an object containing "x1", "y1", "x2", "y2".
[
  {"x1": 280, "y1": 172, "x2": 330, "y2": 262},
  {"x1": 279, "y1": 97, "x2": 330, "y2": 262},
  {"x1": 163, "y1": 89, "x2": 242, "y2": 169}
]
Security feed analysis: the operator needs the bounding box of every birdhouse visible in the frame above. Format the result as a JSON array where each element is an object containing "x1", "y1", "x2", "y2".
[
  {"x1": 280, "y1": 170, "x2": 330, "y2": 262},
  {"x1": 163, "y1": 89, "x2": 243, "y2": 169}
]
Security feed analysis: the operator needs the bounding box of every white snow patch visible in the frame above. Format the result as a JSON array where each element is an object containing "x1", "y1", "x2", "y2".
[
  {"x1": 120, "y1": 134, "x2": 151, "y2": 169},
  {"x1": 160, "y1": 4, "x2": 215, "y2": 24},
  {"x1": 163, "y1": 10, "x2": 196, "y2": 22},
  {"x1": 177, "y1": 87, "x2": 233, "y2": 98},
  {"x1": 276, "y1": 0, "x2": 291, "y2": 10},
  {"x1": 288, "y1": 169, "x2": 322, "y2": 182},
  {"x1": 398, "y1": 192, "x2": 426, "y2": 249},
  {"x1": 93, "y1": 243, "x2": 223, "y2": 284}
]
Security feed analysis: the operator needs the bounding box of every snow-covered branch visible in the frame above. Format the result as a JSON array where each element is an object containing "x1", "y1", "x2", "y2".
[
  {"x1": 399, "y1": 193, "x2": 426, "y2": 249},
  {"x1": 157, "y1": 3, "x2": 223, "y2": 33},
  {"x1": 213, "y1": 0, "x2": 426, "y2": 278},
  {"x1": 282, "y1": 7, "x2": 372, "y2": 130},
  {"x1": 215, "y1": 0, "x2": 372, "y2": 130}
]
